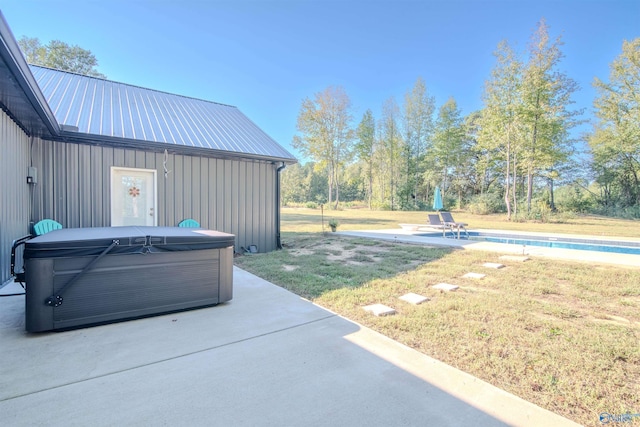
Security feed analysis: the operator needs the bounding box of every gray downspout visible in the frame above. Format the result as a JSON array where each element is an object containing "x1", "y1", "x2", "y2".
[
  {"x1": 29, "y1": 136, "x2": 37, "y2": 234},
  {"x1": 275, "y1": 162, "x2": 286, "y2": 249}
]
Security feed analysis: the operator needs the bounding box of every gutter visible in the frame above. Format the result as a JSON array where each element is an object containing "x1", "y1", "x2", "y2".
[{"x1": 275, "y1": 162, "x2": 287, "y2": 249}]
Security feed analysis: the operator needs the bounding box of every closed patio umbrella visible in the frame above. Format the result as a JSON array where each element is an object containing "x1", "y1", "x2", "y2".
[{"x1": 433, "y1": 186, "x2": 443, "y2": 211}]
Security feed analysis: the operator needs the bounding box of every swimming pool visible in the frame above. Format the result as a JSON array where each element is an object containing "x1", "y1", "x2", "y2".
[{"x1": 417, "y1": 231, "x2": 640, "y2": 255}]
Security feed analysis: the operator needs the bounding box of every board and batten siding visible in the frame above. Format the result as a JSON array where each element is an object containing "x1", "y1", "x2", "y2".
[
  {"x1": 0, "y1": 110, "x2": 31, "y2": 283},
  {"x1": 29, "y1": 139, "x2": 278, "y2": 252}
]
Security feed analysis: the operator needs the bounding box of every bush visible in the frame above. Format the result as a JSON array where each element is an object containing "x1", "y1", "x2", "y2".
[
  {"x1": 414, "y1": 199, "x2": 429, "y2": 211},
  {"x1": 443, "y1": 195, "x2": 458, "y2": 211},
  {"x1": 594, "y1": 205, "x2": 640, "y2": 220},
  {"x1": 526, "y1": 199, "x2": 553, "y2": 222},
  {"x1": 467, "y1": 193, "x2": 505, "y2": 215},
  {"x1": 371, "y1": 200, "x2": 393, "y2": 211},
  {"x1": 555, "y1": 186, "x2": 595, "y2": 214},
  {"x1": 284, "y1": 202, "x2": 310, "y2": 208},
  {"x1": 305, "y1": 201, "x2": 318, "y2": 209},
  {"x1": 619, "y1": 205, "x2": 640, "y2": 219}
]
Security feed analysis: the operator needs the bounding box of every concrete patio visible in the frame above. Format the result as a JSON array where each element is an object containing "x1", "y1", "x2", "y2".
[{"x1": 0, "y1": 266, "x2": 580, "y2": 426}]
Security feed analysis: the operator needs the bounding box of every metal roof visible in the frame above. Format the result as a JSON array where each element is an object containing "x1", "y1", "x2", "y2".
[{"x1": 30, "y1": 65, "x2": 296, "y2": 162}]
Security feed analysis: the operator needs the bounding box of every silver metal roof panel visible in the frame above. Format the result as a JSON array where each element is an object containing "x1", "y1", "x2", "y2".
[{"x1": 30, "y1": 65, "x2": 296, "y2": 161}]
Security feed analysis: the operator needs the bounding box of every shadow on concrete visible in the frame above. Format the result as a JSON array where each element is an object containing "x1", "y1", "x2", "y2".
[{"x1": 0, "y1": 267, "x2": 579, "y2": 426}]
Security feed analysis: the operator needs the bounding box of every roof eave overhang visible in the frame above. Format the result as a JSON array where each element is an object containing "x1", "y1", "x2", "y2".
[
  {"x1": 0, "y1": 12, "x2": 60, "y2": 137},
  {"x1": 57, "y1": 131, "x2": 298, "y2": 165}
]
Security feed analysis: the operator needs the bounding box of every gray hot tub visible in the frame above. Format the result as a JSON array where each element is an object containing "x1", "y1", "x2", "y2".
[{"x1": 23, "y1": 226, "x2": 234, "y2": 332}]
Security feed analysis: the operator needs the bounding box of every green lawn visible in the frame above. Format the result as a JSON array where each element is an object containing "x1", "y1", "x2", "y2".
[
  {"x1": 235, "y1": 208, "x2": 640, "y2": 426},
  {"x1": 282, "y1": 207, "x2": 640, "y2": 238}
]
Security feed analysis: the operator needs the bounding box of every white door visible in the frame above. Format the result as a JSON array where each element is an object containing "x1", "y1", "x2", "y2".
[{"x1": 111, "y1": 167, "x2": 157, "y2": 226}]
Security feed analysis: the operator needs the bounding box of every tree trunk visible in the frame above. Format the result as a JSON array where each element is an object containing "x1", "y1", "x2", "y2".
[
  {"x1": 549, "y1": 177, "x2": 556, "y2": 211},
  {"x1": 527, "y1": 170, "x2": 534, "y2": 213},
  {"x1": 333, "y1": 163, "x2": 340, "y2": 210},
  {"x1": 632, "y1": 165, "x2": 640, "y2": 206},
  {"x1": 405, "y1": 145, "x2": 412, "y2": 208},
  {"x1": 505, "y1": 139, "x2": 512, "y2": 220},
  {"x1": 367, "y1": 162, "x2": 373, "y2": 210},
  {"x1": 513, "y1": 152, "x2": 518, "y2": 218},
  {"x1": 327, "y1": 164, "x2": 334, "y2": 208},
  {"x1": 527, "y1": 94, "x2": 540, "y2": 214}
]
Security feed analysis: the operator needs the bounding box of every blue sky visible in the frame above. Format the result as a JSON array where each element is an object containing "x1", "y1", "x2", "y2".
[{"x1": 2, "y1": 0, "x2": 638, "y2": 160}]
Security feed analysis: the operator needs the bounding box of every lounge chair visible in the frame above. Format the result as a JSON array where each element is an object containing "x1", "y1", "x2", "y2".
[
  {"x1": 427, "y1": 214, "x2": 453, "y2": 238},
  {"x1": 439, "y1": 212, "x2": 468, "y2": 239}
]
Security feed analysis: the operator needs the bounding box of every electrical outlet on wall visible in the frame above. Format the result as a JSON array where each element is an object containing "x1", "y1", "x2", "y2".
[{"x1": 27, "y1": 166, "x2": 37, "y2": 184}]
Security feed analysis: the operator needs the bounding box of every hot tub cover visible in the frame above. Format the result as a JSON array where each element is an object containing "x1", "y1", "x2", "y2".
[{"x1": 24, "y1": 226, "x2": 235, "y2": 259}]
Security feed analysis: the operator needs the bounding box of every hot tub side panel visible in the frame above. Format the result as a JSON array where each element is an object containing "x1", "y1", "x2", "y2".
[
  {"x1": 219, "y1": 246, "x2": 233, "y2": 302},
  {"x1": 25, "y1": 246, "x2": 233, "y2": 332}
]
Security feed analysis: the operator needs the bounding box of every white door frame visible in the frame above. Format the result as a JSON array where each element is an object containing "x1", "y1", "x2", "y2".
[{"x1": 110, "y1": 167, "x2": 158, "y2": 226}]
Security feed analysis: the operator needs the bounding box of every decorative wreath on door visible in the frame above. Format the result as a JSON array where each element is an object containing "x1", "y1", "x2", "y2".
[{"x1": 128, "y1": 186, "x2": 140, "y2": 197}]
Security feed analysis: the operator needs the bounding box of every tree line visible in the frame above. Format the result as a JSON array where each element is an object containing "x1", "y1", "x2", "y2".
[
  {"x1": 287, "y1": 20, "x2": 640, "y2": 220},
  {"x1": 18, "y1": 36, "x2": 106, "y2": 78}
]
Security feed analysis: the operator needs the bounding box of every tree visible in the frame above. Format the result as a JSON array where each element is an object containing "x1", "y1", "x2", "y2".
[
  {"x1": 303, "y1": 162, "x2": 329, "y2": 204},
  {"x1": 293, "y1": 86, "x2": 354, "y2": 209},
  {"x1": 341, "y1": 162, "x2": 367, "y2": 202},
  {"x1": 280, "y1": 163, "x2": 306, "y2": 205},
  {"x1": 432, "y1": 97, "x2": 465, "y2": 205},
  {"x1": 520, "y1": 19, "x2": 581, "y2": 213},
  {"x1": 18, "y1": 36, "x2": 106, "y2": 78},
  {"x1": 402, "y1": 77, "x2": 436, "y2": 208},
  {"x1": 378, "y1": 97, "x2": 403, "y2": 210},
  {"x1": 355, "y1": 109, "x2": 376, "y2": 209},
  {"x1": 462, "y1": 111, "x2": 491, "y2": 196},
  {"x1": 478, "y1": 40, "x2": 524, "y2": 220},
  {"x1": 589, "y1": 38, "x2": 640, "y2": 209}
]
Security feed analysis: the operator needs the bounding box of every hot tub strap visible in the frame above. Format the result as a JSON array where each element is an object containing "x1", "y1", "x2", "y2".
[{"x1": 45, "y1": 239, "x2": 120, "y2": 307}]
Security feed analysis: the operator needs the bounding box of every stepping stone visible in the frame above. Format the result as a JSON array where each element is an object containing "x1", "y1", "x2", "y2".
[
  {"x1": 399, "y1": 293, "x2": 430, "y2": 305},
  {"x1": 463, "y1": 272, "x2": 486, "y2": 279},
  {"x1": 499, "y1": 255, "x2": 530, "y2": 262},
  {"x1": 363, "y1": 304, "x2": 396, "y2": 316},
  {"x1": 483, "y1": 262, "x2": 505, "y2": 269},
  {"x1": 432, "y1": 283, "x2": 459, "y2": 292}
]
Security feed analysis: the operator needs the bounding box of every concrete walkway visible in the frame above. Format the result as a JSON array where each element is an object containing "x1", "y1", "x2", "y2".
[{"x1": 0, "y1": 267, "x2": 580, "y2": 426}]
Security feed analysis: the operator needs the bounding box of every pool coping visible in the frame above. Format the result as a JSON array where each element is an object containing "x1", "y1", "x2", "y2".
[
  {"x1": 415, "y1": 229, "x2": 640, "y2": 251},
  {"x1": 338, "y1": 228, "x2": 640, "y2": 268}
]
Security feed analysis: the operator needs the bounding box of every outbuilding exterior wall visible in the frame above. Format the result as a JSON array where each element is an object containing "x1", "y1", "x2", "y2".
[
  {"x1": 0, "y1": 110, "x2": 31, "y2": 284},
  {"x1": 28, "y1": 139, "x2": 279, "y2": 254}
]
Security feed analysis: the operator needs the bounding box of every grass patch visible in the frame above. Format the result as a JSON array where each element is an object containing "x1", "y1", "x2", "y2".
[
  {"x1": 235, "y1": 209, "x2": 640, "y2": 426},
  {"x1": 240, "y1": 232, "x2": 450, "y2": 299}
]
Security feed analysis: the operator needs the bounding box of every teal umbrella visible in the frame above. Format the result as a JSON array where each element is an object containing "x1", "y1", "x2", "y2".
[{"x1": 433, "y1": 186, "x2": 443, "y2": 211}]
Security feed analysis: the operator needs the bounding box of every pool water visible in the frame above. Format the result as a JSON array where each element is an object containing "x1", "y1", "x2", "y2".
[{"x1": 418, "y1": 232, "x2": 640, "y2": 255}]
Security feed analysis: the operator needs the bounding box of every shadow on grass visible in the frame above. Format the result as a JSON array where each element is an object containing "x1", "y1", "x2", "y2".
[{"x1": 234, "y1": 231, "x2": 453, "y2": 299}]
